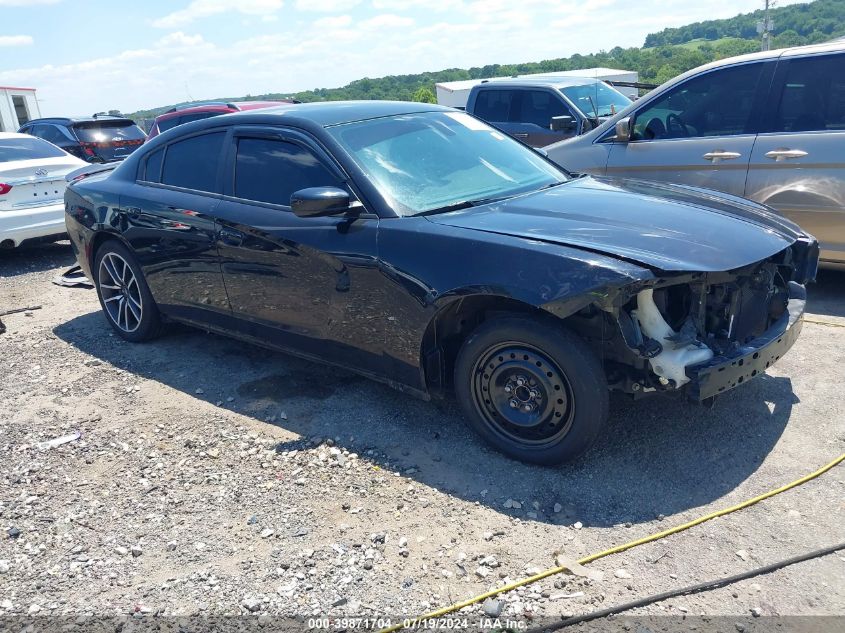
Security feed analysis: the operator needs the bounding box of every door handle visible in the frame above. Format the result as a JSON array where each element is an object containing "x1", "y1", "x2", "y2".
[
  {"x1": 702, "y1": 151, "x2": 742, "y2": 163},
  {"x1": 218, "y1": 227, "x2": 244, "y2": 246},
  {"x1": 765, "y1": 148, "x2": 808, "y2": 162},
  {"x1": 513, "y1": 133, "x2": 529, "y2": 139}
]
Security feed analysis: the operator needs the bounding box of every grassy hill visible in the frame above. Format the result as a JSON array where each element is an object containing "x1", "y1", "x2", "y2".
[
  {"x1": 644, "y1": 0, "x2": 845, "y2": 47},
  {"x1": 127, "y1": 0, "x2": 843, "y2": 122}
]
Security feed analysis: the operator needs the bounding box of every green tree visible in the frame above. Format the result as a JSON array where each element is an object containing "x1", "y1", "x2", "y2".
[{"x1": 412, "y1": 86, "x2": 436, "y2": 103}]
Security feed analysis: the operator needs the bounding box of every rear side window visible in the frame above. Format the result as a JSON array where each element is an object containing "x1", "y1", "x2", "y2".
[
  {"x1": 632, "y1": 62, "x2": 764, "y2": 140},
  {"x1": 773, "y1": 53, "x2": 845, "y2": 132},
  {"x1": 160, "y1": 132, "x2": 225, "y2": 192},
  {"x1": 0, "y1": 136, "x2": 67, "y2": 162},
  {"x1": 181, "y1": 112, "x2": 221, "y2": 124},
  {"x1": 143, "y1": 148, "x2": 164, "y2": 182},
  {"x1": 234, "y1": 137, "x2": 342, "y2": 206},
  {"x1": 473, "y1": 90, "x2": 515, "y2": 123},
  {"x1": 156, "y1": 117, "x2": 183, "y2": 133},
  {"x1": 73, "y1": 120, "x2": 147, "y2": 142},
  {"x1": 33, "y1": 124, "x2": 73, "y2": 145},
  {"x1": 518, "y1": 90, "x2": 570, "y2": 128}
]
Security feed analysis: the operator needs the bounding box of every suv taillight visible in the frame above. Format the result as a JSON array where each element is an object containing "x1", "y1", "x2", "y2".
[{"x1": 0, "y1": 183, "x2": 12, "y2": 195}]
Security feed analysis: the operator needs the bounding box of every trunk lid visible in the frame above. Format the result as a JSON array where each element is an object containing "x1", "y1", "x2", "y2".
[{"x1": 0, "y1": 157, "x2": 84, "y2": 211}]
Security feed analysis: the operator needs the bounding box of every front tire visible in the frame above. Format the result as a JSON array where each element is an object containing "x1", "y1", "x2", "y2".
[
  {"x1": 454, "y1": 315, "x2": 608, "y2": 465},
  {"x1": 93, "y1": 240, "x2": 162, "y2": 342}
]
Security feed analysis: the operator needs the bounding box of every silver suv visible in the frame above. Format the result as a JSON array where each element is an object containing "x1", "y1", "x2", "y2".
[{"x1": 545, "y1": 42, "x2": 845, "y2": 269}]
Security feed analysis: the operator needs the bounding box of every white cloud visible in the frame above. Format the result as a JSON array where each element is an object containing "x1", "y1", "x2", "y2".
[
  {"x1": 313, "y1": 15, "x2": 353, "y2": 29},
  {"x1": 155, "y1": 32, "x2": 207, "y2": 47},
  {"x1": 0, "y1": 35, "x2": 33, "y2": 46},
  {"x1": 294, "y1": 0, "x2": 361, "y2": 11},
  {"x1": 371, "y1": 0, "x2": 461, "y2": 9},
  {"x1": 152, "y1": 0, "x2": 284, "y2": 28},
  {"x1": 360, "y1": 14, "x2": 414, "y2": 29}
]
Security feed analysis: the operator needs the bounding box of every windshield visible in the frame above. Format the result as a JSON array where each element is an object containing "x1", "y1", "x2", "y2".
[
  {"x1": 0, "y1": 136, "x2": 67, "y2": 162},
  {"x1": 72, "y1": 120, "x2": 147, "y2": 142},
  {"x1": 328, "y1": 111, "x2": 566, "y2": 216},
  {"x1": 561, "y1": 82, "x2": 631, "y2": 119}
]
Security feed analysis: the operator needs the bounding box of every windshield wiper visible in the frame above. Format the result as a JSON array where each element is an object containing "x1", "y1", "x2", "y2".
[
  {"x1": 537, "y1": 180, "x2": 569, "y2": 190},
  {"x1": 416, "y1": 182, "x2": 571, "y2": 216},
  {"x1": 415, "y1": 195, "x2": 512, "y2": 217}
]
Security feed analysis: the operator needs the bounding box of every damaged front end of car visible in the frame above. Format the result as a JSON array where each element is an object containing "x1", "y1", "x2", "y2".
[{"x1": 566, "y1": 237, "x2": 819, "y2": 402}]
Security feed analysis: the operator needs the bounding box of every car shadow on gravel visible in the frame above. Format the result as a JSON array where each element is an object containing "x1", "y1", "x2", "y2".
[
  {"x1": 55, "y1": 310, "x2": 797, "y2": 528},
  {"x1": 807, "y1": 269, "x2": 845, "y2": 318},
  {"x1": 0, "y1": 240, "x2": 76, "y2": 278}
]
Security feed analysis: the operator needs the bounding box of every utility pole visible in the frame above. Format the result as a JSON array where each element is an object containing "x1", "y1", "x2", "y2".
[{"x1": 757, "y1": 0, "x2": 775, "y2": 51}]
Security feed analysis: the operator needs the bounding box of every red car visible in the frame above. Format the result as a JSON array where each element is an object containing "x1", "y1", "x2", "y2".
[{"x1": 146, "y1": 101, "x2": 296, "y2": 140}]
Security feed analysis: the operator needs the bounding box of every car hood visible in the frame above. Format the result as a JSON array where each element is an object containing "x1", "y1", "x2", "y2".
[{"x1": 427, "y1": 176, "x2": 805, "y2": 272}]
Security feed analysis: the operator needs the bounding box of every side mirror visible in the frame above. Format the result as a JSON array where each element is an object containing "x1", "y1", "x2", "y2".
[
  {"x1": 550, "y1": 115, "x2": 576, "y2": 132},
  {"x1": 290, "y1": 186, "x2": 351, "y2": 218},
  {"x1": 615, "y1": 116, "x2": 632, "y2": 142}
]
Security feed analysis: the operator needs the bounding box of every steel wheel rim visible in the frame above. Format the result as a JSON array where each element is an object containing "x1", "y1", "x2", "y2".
[
  {"x1": 98, "y1": 253, "x2": 143, "y2": 333},
  {"x1": 471, "y1": 341, "x2": 575, "y2": 446}
]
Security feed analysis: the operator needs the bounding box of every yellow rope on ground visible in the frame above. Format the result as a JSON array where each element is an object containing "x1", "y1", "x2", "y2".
[
  {"x1": 379, "y1": 452, "x2": 845, "y2": 632},
  {"x1": 804, "y1": 317, "x2": 845, "y2": 328}
]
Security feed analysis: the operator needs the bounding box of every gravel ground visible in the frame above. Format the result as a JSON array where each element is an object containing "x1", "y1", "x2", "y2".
[{"x1": 1, "y1": 241, "x2": 844, "y2": 625}]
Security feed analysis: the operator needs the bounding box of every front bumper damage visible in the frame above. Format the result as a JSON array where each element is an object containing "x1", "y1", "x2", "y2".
[
  {"x1": 598, "y1": 238, "x2": 817, "y2": 401},
  {"x1": 685, "y1": 281, "x2": 806, "y2": 401}
]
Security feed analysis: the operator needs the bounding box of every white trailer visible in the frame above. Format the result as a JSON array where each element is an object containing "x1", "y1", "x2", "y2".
[
  {"x1": 0, "y1": 86, "x2": 40, "y2": 132},
  {"x1": 435, "y1": 67, "x2": 639, "y2": 109}
]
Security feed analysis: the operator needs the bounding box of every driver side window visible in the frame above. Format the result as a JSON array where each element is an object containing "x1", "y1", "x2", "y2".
[{"x1": 632, "y1": 62, "x2": 764, "y2": 141}]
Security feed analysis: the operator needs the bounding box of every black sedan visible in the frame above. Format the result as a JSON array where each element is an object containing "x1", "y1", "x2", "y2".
[{"x1": 64, "y1": 101, "x2": 818, "y2": 465}]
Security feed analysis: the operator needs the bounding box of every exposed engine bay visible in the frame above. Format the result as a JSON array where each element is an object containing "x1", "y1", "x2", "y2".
[{"x1": 570, "y1": 243, "x2": 814, "y2": 400}]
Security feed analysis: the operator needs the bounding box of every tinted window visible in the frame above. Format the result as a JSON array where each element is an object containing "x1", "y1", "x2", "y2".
[
  {"x1": 773, "y1": 53, "x2": 845, "y2": 132},
  {"x1": 73, "y1": 120, "x2": 147, "y2": 142},
  {"x1": 518, "y1": 90, "x2": 570, "y2": 128},
  {"x1": 34, "y1": 124, "x2": 72, "y2": 145},
  {"x1": 156, "y1": 117, "x2": 183, "y2": 133},
  {"x1": 181, "y1": 112, "x2": 220, "y2": 124},
  {"x1": 144, "y1": 148, "x2": 164, "y2": 182},
  {"x1": 473, "y1": 89, "x2": 515, "y2": 123},
  {"x1": 234, "y1": 138, "x2": 342, "y2": 206},
  {"x1": 161, "y1": 132, "x2": 225, "y2": 192},
  {"x1": 632, "y1": 62, "x2": 764, "y2": 140},
  {"x1": 0, "y1": 136, "x2": 67, "y2": 162}
]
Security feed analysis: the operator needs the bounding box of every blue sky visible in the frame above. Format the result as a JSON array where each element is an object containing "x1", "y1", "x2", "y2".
[{"x1": 0, "y1": 0, "x2": 801, "y2": 116}]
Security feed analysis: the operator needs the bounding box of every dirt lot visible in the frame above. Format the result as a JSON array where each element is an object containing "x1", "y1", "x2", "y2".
[{"x1": 1, "y1": 241, "x2": 844, "y2": 625}]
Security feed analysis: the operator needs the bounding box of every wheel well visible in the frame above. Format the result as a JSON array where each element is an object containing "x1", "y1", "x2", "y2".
[
  {"x1": 421, "y1": 296, "x2": 544, "y2": 396},
  {"x1": 88, "y1": 232, "x2": 126, "y2": 277}
]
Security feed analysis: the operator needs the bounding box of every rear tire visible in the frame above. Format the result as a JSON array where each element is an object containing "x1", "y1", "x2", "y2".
[
  {"x1": 454, "y1": 315, "x2": 608, "y2": 465},
  {"x1": 93, "y1": 240, "x2": 162, "y2": 342}
]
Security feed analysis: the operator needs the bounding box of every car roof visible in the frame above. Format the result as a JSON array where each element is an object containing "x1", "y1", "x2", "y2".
[
  {"x1": 155, "y1": 100, "x2": 292, "y2": 121},
  {"x1": 201, "y1": 100, "x2": 451, "y2": 129},
  {"x1": 26, "y1": 115, "x2": 135, "y2": 125},
  {"x1": 474, "y1": 76, "x2": 605, "y2": 89}
]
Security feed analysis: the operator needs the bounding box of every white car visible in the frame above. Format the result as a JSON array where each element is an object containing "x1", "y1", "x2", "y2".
[{"x1": 0, "y1": 132, "x2": 86, "y2": 249}]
